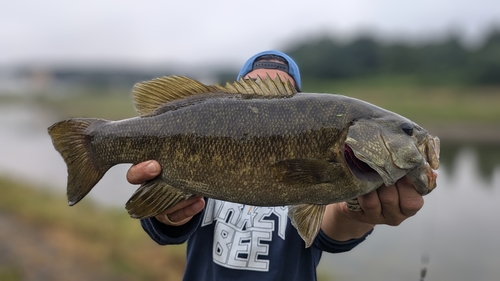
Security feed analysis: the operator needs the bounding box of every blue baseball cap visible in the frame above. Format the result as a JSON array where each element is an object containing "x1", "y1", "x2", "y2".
[{"x1": 236, "y1": 50, "x2": 301, "y2": 91}]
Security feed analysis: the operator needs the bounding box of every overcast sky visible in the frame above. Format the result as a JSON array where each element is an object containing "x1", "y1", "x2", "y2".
[{"x1": 1, "y1": 0, "x2": 499, "y2": 68}]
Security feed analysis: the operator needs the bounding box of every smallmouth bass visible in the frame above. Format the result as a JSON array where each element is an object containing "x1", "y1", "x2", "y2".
[{"x1": 48, "y1": 76, "x2": 440, "y2": 247}]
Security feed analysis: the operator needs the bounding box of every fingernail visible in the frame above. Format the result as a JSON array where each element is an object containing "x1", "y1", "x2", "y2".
[{"x1": 146, "y1": 161, "x2": 158, "y2": 174}]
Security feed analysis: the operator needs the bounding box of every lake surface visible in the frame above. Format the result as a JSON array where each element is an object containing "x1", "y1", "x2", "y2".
[{"x1": 1, "y1": 104, "x2": 499, "y2": 281}]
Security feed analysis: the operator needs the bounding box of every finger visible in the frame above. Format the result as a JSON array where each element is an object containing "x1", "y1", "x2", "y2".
[
  {"x1": 397, "y1": 177, "x2": 424, "y2": 217},
  {"x1": 155, "y1": 197, "x2": 205, "y2": 226},
  {"x1": 156, "y1": 214, "x2": 191, "y2": 226},
  {"x1": 357, "y1": 189, "x2": 382, "y2": 216},
  {"x1": 167, "y1": 197, "x2": 205, "y2": 223},
  {"x1": 126, "y1": 160, "x2": 161, "y2": 184},
  {"x1": 339, "y1": 190, "x2": 381, "y2": 224},
  {"x1": 159, "y1": 196, "x2": 204, "y2": 215},
  {"x1": 377, "y1": 184, "x2": 404, "y2": 225}
]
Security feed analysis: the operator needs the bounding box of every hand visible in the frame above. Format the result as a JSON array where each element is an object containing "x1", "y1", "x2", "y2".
[
  {"x1": 339, "y1": 175, "x2": 424, "y2": 226},
  {"x1": 126, "y1": 161, "x2": 205, "y2": 226},
  {"x1": 322, "y1": 176, "x2": 424, "y2": 241}
]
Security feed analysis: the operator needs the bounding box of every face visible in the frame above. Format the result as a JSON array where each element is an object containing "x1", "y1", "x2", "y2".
[{"x1": 244, "y1": 69, "x2": 297, "y2": 88}]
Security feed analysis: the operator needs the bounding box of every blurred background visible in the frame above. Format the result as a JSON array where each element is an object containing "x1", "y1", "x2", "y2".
[{"x1": 1, "y1": 0, "x2": 499, "y2": 280}]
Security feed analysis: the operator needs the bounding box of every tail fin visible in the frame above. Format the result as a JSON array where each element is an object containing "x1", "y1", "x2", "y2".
[{"x1": 48, "y1": 118, "x2": 109, "y2": 206}]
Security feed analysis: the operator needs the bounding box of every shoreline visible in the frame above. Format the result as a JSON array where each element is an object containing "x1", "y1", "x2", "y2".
[{"x1": 425, "y1": 123, "x2": 500, "y2": 144}]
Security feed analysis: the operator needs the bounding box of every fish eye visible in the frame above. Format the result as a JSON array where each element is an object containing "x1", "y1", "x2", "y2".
[{"x1": 401, "y1": 123, "x2": 414, "y2": 136}]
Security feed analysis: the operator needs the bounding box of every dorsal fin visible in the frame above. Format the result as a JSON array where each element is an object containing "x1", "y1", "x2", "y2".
[
  {"x1": 133, "y1": 76, "x2": 215, "y2": 116},
  {"x1": 132, "y1": 75, "x2": 297, "y2": 116}
]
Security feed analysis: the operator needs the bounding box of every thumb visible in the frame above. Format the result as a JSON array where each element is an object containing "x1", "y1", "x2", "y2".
[{"x1": 126, "y1": 160, "x2": 161, "y2": 184}]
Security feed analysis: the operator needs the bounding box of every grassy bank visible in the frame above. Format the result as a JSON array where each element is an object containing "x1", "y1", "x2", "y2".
[
  {"x1": 0, "y1": 177, "x2": 186, "y2": 281},
  {"x1": 0, "y1": 178, "x2": 339, "y2": 281}
]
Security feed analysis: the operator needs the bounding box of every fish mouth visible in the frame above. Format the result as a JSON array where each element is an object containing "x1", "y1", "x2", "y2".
[{"x1": 344, "y1": 144, "x2": 382, "y2": 182}]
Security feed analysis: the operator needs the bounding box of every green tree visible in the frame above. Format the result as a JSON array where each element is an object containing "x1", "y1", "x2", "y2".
[{"x1": 469, "y1": 29, "x2": 500, "y2": 85}]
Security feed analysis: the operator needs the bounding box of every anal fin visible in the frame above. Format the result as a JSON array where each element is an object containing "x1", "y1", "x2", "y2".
[
  {"x1": 125, "y1": 179, "x2": 191, "y2": 219},
  {"x1": 288, "y1": 204, "x2": 326, "y2": 248}
]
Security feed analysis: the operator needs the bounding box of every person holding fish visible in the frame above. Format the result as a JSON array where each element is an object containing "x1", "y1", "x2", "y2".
[
  {"x1": 123, "y1": 50, "x2": 436, "y2": 280},
  {"x1": 49, "y1": 50, "x2": 439, "y2": 280}
]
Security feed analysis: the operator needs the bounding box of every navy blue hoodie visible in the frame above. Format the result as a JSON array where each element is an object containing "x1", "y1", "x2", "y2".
[{"x1": 141, "y1": 199, "x2": 372, "y2": 281}]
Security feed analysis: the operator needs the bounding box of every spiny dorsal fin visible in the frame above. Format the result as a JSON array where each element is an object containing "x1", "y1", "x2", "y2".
[
  {"x1": 133, "y1": 76, "x2": 216, "y2": 116},
  {"x1": 133, "y1": 74, "x2": 297, "y2": 116}
]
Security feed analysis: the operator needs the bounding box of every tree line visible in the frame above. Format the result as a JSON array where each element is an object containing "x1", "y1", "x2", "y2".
[{"x1": 284, "y1": 28, "x2": 500, "y2": 85}]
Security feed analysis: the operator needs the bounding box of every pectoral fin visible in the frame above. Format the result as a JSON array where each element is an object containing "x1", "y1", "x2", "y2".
[
  {"x1": 288, "y1": 204, "x2": 326, "y2": 248},
  {"x1": 125, "y1": 179, "x2": 191, "y2": 219},
  {"x1": 272, "y1": 159, "x2": 338, "y2": 185}
]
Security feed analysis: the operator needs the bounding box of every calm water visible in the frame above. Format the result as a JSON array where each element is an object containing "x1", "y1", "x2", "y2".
[{"x1": 1, "y1": 104, "x2": 499, "y2": 281}]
